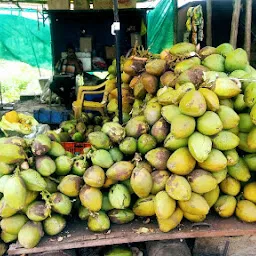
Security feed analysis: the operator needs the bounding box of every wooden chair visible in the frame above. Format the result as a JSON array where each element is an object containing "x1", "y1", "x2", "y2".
[{"x1": 72, "y1": 81, "x2": 109, "y2": 119}]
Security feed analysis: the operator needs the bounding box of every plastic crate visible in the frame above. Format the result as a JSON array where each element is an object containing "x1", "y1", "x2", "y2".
[
  {"x1": 61, "y1": 142, "x2": 91, "y2": 155},
  {"x1": 34, "y1": 108, "x2": 70, "y2": 125}
]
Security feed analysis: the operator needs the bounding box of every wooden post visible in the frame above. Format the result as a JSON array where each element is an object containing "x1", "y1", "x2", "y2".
[
  {"x1": 230, "y1": 0, "x2": 241, "y2": 48},
  {"x1": 244, "y1": 0, "x2": 252, "y2": 60},
  {"x1": 112, "y1": 0, "x2": 123, "y2": 124},
  {"x1": 206, "y1": 0, "x2": 212, "y2": 46},
  {"x1": 173, "y1": 0, "x2": 178, "y2": 44}
]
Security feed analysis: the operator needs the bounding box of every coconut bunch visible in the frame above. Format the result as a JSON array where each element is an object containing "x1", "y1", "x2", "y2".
[
  {"x1": 77, "y1": 41, "x2": 256, "y2": 233},
  {"x1": 106, "y1": 46, "x2": 157, "y2": 117},
  {"x1": 120, "y1": 42, "x2": 256, "y2": 225},
  {"x1": 0, "y1": 135, "x2": 92, "y2": 249},
  {"x1": 55, "y1": 112, "x2": 109, "y2": 143},
  {"x1": 107, "y1": 57, "x2": 127, "y2": 80},
  {"x1": 1, "y1": 42, "x2": 256, "y2": 251}
]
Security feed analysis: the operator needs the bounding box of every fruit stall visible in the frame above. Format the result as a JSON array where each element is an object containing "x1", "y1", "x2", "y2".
[
  {"x1": 1, "y1": 0, "x2": 256, "y2": 256},
  {"x1": 1, "y1": 38, "x2": 256, "y2": 255}
]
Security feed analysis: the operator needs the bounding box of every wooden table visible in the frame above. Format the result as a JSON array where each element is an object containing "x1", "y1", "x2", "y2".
[{"x1": 8, "y1": 215, "x2": 256, "y2": 255}]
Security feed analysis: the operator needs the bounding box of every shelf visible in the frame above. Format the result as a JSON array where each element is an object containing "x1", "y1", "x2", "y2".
[
  {"x1": 85, "y1": 70, "x2": 108, "y2": 73},
  {"x1": 8, "y1": 215, "x2": 256, "y2": 255},
  {"x1": 44, "y1": 8, "x2": 152, "y2": 14}
]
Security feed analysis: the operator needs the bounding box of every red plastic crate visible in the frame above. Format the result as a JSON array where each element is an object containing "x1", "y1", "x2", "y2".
[{"x1": 61, "y1": 142, "x2": 91, "y2": 155}]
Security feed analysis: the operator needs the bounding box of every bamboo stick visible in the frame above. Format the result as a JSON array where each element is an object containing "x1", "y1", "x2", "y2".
[
  {"x1": 206, "y1": 0, "x2": 212, "y2": 46},
  {"x1": 244, "y1": 0, "x2": 252, "y2": 60},
  {"x1": 230, "y1": 0, "x2": 241, "y2": 48}
]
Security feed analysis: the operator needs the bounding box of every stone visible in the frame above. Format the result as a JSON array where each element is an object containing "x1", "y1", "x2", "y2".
[
  {"x1": 77, "y1": 247, "x2": 102, "y2": 256},
  {"x1": 146, "y1": 240, "x2": 192, "y2": 256},
  {"x1": 193, "y1": 236, "x2": 256, "y2": 256},
  {"x1": 29, "y1": 249, "x2": 77, "y2": 256}
]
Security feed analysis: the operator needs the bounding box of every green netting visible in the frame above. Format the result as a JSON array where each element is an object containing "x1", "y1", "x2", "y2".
[
  {"x1": 0, "y1": 10, "x2": 52, "y2": 70},
  {"x1": 147, "y1": 0, "x2": 174, "y2": 54}
]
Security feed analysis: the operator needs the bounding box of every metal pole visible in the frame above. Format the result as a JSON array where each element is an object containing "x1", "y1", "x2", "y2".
[{"x1": 112, "y1": 0, "x2": 123, "y2": 124}]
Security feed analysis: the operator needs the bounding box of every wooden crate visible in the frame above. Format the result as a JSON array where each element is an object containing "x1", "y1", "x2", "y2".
[
  {"x1": 118, "y1": 0, "x2": 136, "y2": 9},
  {"x1": 93, "y1": 0, "x2": 112, "y2": 9},
  {"x1": 74, "y1": 0, "x2": 90, "y2": 10},
  {"x1": 93, "y1": 0, "x2": 136, "y2": 9},
  {"x1": 48, "y1": 0, "x2": 70, "y2": 10}
]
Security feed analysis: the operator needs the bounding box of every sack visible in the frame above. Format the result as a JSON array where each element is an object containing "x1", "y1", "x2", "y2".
[{"x1": 24, "y1": 124, "x2": 50, "y2": 139}]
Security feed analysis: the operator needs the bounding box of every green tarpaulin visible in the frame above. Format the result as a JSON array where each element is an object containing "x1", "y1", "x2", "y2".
[
  {"x1": 0, "y1": 1, "x2": 174, "y2": 68},
  {"x1": 147, "y1": 0, "x2": 174, "y2": 53},
  {"x1": 0, "y1": 9, "x2": 52, "y2": 70}
]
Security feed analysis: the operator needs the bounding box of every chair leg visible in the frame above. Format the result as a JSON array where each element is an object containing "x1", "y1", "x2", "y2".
[
  {"x1": 74, "y1": 108, "x2": 81, "y2": 119},
  {"x1": 49, "y1": 91, "x2": 52, "y2": 107},
  {"x1": 99, "y1": 108, "x2": 105, "y2": 116},
  {"x1": 72, "y1": 102, "x2": 82, "y2": 119}
]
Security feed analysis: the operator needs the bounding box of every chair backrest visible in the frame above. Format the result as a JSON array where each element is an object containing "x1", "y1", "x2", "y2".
[
  {"x1": 73, "y1": 80, "x2": 117, "y2": 118},
  {"x1": 84, "y1": 91, "x2": 105, "y2": 104}
]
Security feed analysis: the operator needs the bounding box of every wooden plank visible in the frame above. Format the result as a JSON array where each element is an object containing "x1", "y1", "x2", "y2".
[
  {"x1": 244, "y1": 0, "x2": 252, "y2": 59},
  {"x1": 8, "y1": 215, "x2": 256, "y2": 255},
  {"x1": 230, "y1": 0, "x2": 241, "y2": 48},
  {"x1": 0, "y1": 0, "x2": 47, "y2": 3}
]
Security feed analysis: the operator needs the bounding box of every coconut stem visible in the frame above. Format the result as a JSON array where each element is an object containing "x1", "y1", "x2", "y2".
[
  {"x1": 48, "y1": 176, "x2": 60, "y2": 184},
  {"x1": 41, "y1": 190, "x2": 53, "y2": 210},
  {"x1": 72, "y1": 152, "x2": 89, "y2": 162},
  {"x1": 86, "y1": 149, "x2": 94, "y2": 159},
  {"x1": 14, "y1": 166, "x2": 21, "y2": 175},
  {"x1": 89, "y1": 211, "x2": 99, "y2": 218},
  {"x1": 41, "y1": 190, "x2": 52, "y2": 199},
  {"x1": 132, "y1": 153, "x2": 142, "y2": 165},
  {"x1": 130, "y1": 56, "x2": 148, "y2": 62}
]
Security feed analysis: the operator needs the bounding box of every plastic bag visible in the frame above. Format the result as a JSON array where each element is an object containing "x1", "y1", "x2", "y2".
[
  {"x1": 24, "y1": 124, "x2": 50, "y2": 139},
  {"x1": 40, "y1": 77, "x2": 61, "y2": 105},
  {"x1": 92, "y1": 57, "x2": 107, "y2": 70}
]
